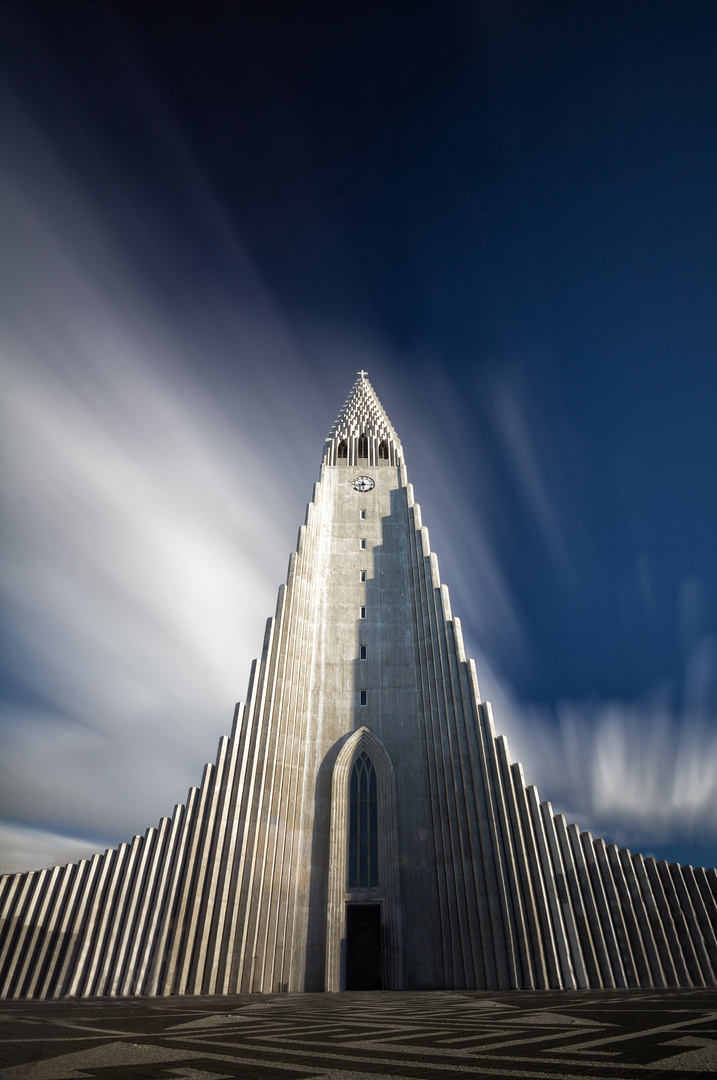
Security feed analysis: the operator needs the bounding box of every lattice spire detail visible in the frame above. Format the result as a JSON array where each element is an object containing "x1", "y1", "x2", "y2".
[{"x1": 328, "y1": 372, "x2": 401, "y2": 444}]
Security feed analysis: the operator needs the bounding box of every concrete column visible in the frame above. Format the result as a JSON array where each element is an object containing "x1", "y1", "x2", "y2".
[
  {"x1": 525, "y1": 787, "x2": 574, "y2": 988},
  {"x1": 657, "y1": 860, "x2": 705, "y2": 986},
  {"x1": 199, "y1": 716, "x2": 246, "y2": 994},
  {"x1": 442, "y1": 627, "x2": 495, "y2": 989},
  {"x1": 158, "y1": 777, "x2": 213, "y2": 993},
  {"x1": 161, "y1": 763, "x2": 216, "y2": 995},
  {"x1": 79, "y1": 844, "x2": 129, "y2": 996},
  {"x1": 205, "y1": 728, "x2": 250, "y2": 996},
  {"x1": 99, "y1": 834, "x2": 144, "y2": 996},
  {"x1": 491, "y1": 732, "x2": 536, "y2": 988},
  {"x1": 206, "y1": 705, "x2": 251, "y2": 995},
  {"x1": 580, "y1": 833, "x2": 627, "y2": 987},
  {"x1": 246, "y1": 575, "x2": 307, "y2": 994},
  {"x1": 123, "y1": 824, "x2": 170, "y2": 997},
  {"x1": 0, "y1": 875, "x2": 23, "y2": 962},
  {"x1": 419, "y1": 553, "x2": 473, "y2": 989},
  {"x1": 567, "y1": 825, "x2": 613, "y2": 986},
  {"x1": 606, "y1": 845, "x2": 652, "y2": 986},
  {"x1": 0, "y1": 872, "x2": 38, "y2": 983},
  {"x1": 497, "y1": 738, "x2": 546, "y2": 988},
  {"x1": 618, "y1": 849, "x2": 666, "y2": 987},
  {"x1": 24, "y1": 864, "x2": 73, "y2": 999},
  {"x1": 513, "y1": 765, "x2": 563, "y2": 988},
  {"x1": 668, "y1": 864, "x2": 715, "y2": 983},
  {"x1": 0, "y1": 869, "x2": 49, "y2": 997},
  {"x1": 693, "y1": 867, "x2": 717, "y2": 926},
  {"x1": 632, "y1": 854, "x2": 678, "y2": 986},
  {"x1": 111, "y1": 829, "x2": 157, "y2": 996},
  {"x1": 229, "y1": 618, "x2": 283, "y2": 994},
  {"x1": 272, "y1": 490, "x2": 331, "y2": 993},
  {"x1": 0, "y1": 876, "x2": 16, "y2": 929},
  {"x1": 39, "y1": 861, "x2": 89, "y2": 997},
  {"x1": 442, "y1": 614, "x2": 498, "y2": 990},
  {"x1": 135, "y1": 812, "x2": 185, "y2": 996},
  {"x1": 219, "y1": 700, "x2": 266, "y2": 994},
  {"x1": 242, "y1": 603, "x2": 293, "y2": 992},
  {"x1": 56, "y1": 853, "x2": 103, "y2": 997},
  {"x1": 409, "y1": 527, "x2": 467, "y2": 988},
  {"x1": 554, "y1": 816, "x2": 601, "y2": 986},
  {"x1": 139, "y1": 816, "x2": 187, "y2": 996},
  {"x1": 474, "y1": 704, "x2": 520, "y2": 989},
  {"x1": 706, "y1": 868, "x2": 717, "y2": 907},
  {"x1": 540, "y1": 802, "x2": 587, "y2": 987},
  {"x1": 183, "y1": 737, "x2": 232, "y2": 994},
  {"x1": 222, "y1": 674, "x2": 273, "y2": 993},
  {"x1": 593, "y1": 839, "x2": 639, "y2": 986},
  {"x1": 682, "y1": 865, "x2": 717, "y2": 977},
  {"x1": 67, "y1": 849, "x2": 117, "y2": 997},
  {"x1": 644, "y1": 857, "x2": 691, "y2": 986}
]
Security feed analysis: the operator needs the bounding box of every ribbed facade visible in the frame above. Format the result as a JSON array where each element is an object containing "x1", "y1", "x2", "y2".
[{"x1": 1, "y1": 373, "x2": 716, "y2": 997}]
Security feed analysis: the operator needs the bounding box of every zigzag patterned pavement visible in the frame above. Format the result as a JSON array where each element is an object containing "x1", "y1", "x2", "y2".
[{"x1": 1, "y1": 990, "x2": 716, "y2": 1080}]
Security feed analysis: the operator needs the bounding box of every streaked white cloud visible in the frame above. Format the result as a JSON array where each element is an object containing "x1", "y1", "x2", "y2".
[
  {"x1": 0, "y1": 822, "x2": 102, "y2": 877},
  {"x1": 489, "y1": 372, "x2": 574, "y2": 572},
  {"x1": 1, "y1": 83, "x2": 715, "y2": 879},
  {"x1": 0, "y1": 99, "x2": 337, "y2": 861},
  {"x1": 476, "y1": 641, "x2": 717, "y2": 848}
]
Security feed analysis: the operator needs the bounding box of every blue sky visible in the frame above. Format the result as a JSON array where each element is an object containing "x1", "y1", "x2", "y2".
[{"x1": 1, "y1": 1, "x2": 716, "y2": 873}]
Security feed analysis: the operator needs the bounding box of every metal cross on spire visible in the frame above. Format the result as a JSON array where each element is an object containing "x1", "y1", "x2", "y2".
[{"x1": 357, "y1": 369, "x2": 368, "y2": 379}]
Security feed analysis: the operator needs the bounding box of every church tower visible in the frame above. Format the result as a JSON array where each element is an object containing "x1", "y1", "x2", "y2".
[{"x1": 1, "y1": 373, "x2": 716, "y2": 997}]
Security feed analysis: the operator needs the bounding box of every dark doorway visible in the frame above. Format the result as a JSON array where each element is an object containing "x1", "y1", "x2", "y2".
[{"x1": 345, "y1": 904, "x2": 382, "y2": 990}]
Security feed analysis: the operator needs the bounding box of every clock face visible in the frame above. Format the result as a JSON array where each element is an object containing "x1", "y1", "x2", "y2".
[{"x1": 351, "y1": 475, "x2": 375, "y2": 492}]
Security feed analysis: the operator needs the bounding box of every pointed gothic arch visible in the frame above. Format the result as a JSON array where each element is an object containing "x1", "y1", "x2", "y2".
[
  {"x1": 325, "y1": 727, "x2": 402, "y2": 991},
  {"x1": 337, "y1": 439, "x2": 347, "y2": 460},
  {"x1": 378, "y1": 439, "x2": 389, "y2": 460},
  {"x1": 357, "y1": 433, "x2": 368, "y2": 458}
]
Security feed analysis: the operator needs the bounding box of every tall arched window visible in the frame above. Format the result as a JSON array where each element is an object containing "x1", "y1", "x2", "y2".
[
  {"x1": 378, "y1": 440, "x2": 389, "y2": 460},
  {"x1": 337, "y1": 440, "x2": 347, "y2": 459},
  {"x1": 357, "y1": 434, "x2": 368, "y2": 458},
  {"x1": 349, "y1": 753, "x2": 378, "y2": 887}
]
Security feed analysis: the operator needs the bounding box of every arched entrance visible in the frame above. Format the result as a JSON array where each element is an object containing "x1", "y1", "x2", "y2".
[{"x1": 325, "y1": 727, "x2": 402, "y2": 991}]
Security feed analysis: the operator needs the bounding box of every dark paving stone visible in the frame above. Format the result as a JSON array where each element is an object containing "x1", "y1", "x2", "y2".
[
  {"x1": 83, "y1": 1061, "x2": 315, "y2": 1080},
  {"x1": 1, "y1": 989, "x2": 717, "y2": 1079},
  {"x1": 0, "y1": 1037, "x2": 110, "y2": 1068}
]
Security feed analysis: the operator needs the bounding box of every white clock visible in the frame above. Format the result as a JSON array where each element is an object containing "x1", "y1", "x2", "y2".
[{"x1": 351, "y1": 475, "x2": 375, "y2": 492}]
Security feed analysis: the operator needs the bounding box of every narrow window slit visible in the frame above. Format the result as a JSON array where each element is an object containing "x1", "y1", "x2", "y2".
[{"x1": 349, "y1": 753, "x2": 378, "y2": 886}]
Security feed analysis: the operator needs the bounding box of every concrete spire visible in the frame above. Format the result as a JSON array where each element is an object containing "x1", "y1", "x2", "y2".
[
  {"x1": 1, "y1": 374, "x2": 716, "y2": 998},
  {"x1": 324, "y1": 372, "x2": 402, "y2": 469},
  {"x1": 328, "y1": 372, "x2": 400, "y2": 441}
]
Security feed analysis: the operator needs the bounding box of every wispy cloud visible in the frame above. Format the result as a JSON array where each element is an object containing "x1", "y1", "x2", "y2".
[
  {"x1": 1, "y1": 85, "x2": 715, "y2": 878},
  {"x1": 489, "y1": 372, "x2": 574, "y2": 572},
  {"x1": 0, "y1": 822, "x2": 101, "y2": 877},
  {"x1": 476, "y1": 640, "x2": 717, "y2": 849},
  {"x1": 0, "y1": 98, "x2": 340, "y2": 862}
]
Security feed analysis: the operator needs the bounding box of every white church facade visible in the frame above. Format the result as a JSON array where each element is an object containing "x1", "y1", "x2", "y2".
[{"x1": 1, "y1": 374, "x2": 716, "y2": 997}]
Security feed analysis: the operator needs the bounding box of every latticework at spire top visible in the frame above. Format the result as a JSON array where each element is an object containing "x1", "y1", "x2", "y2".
[{"x1": 324, "y1": 372, "x2": 403, "y2": 468}]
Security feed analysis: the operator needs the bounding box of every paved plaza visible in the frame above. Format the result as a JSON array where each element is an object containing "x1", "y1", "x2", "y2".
[{"x1": 1, "y1": 989, "x2": 716, "y2": 1079}]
